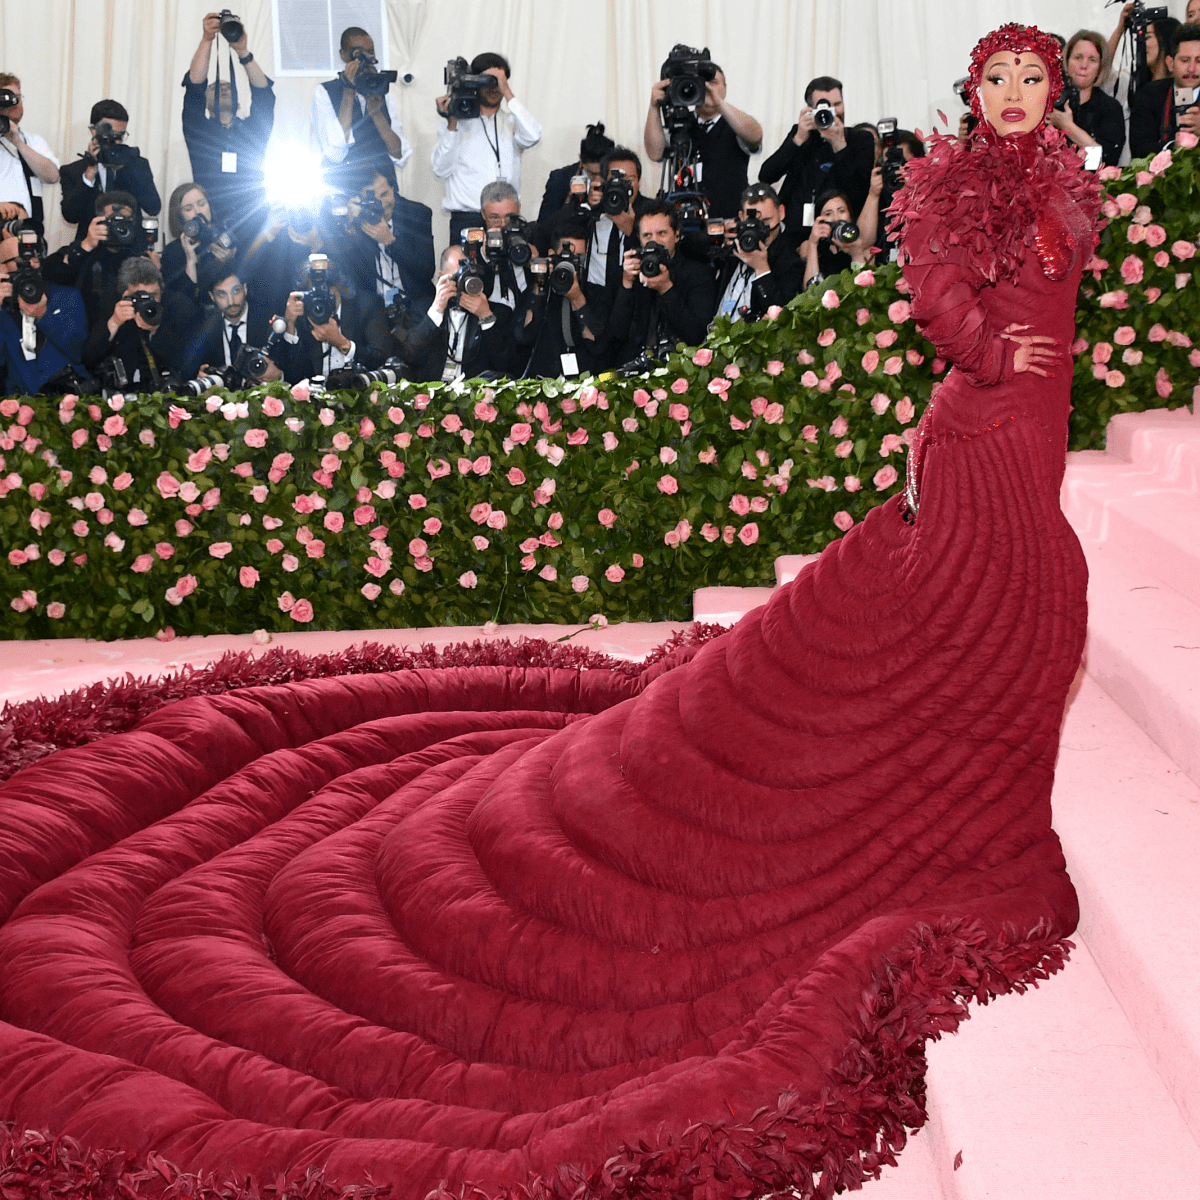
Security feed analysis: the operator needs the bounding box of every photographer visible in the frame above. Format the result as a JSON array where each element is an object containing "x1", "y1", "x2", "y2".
[
  {"x1": 161, "y1": 182, "x2": 236, "y2": 306},
  {"x1": 476, "y1": 180, "x2": 540, "y2": 310},
  {"x1": 712, "y1": 183, "x2": 803, "y2": 325},
  {"x1": 758, "y1": 76, "x2": 875, "y2": 240},
  {"x1": 1048, "y1": 31, "x2": 1125, "y2": 166},
  {"x1": 269, "y1": 254, "x2": 393, "y2": 383},
  {"x1": 339, "y1": 166, "x2": 435, "y2": 331},
  {"x1": 42, "y1": 191, "x2": 150, "y2": 331},
  {"x1": 191, "y1": 262, "x2": 278, "y2": 379},
  {"x1": 1130, "y1": 23, "x2": 1200, "y2": 156},
  {"x1": 644, "y1": 53, "x2": 762, "y2": 219},
  {"x1": 405, "y1": 244, "x2": 515, "y2": 383},
  {"x1": 605, "y1": 199, "x2": 717, "y2": 368},
  {"x1": 537, "y1": 122, "x2": 614, "y2": 225},
  {"x1": 0, "y1": 230, "x2": 88, "y2": 396},
  {"x1": 0, "y1": 74, "x2": 60, "y2": 232},
  {"x1": 583, "y1": 148, "x2": 652, "y2": 297},
  {"x1": 802, "y1": 185, "x2": 878, "y2": 292},
  {"x1": 183, "y1": 11, "x2": 276, "y2": 234},
  {"x1": 312, "y1": 27, "x2": 410, "y2": 191},
  {"x1": 512, "y1": 216, "x2": 600, "y2": 378},
  {"x1": 432, "y1": 53, "x2": 542, "y2": 245},
  {"x1": 82, "y1": 256, "x2": 200, "y2": 388},
  {"x1": 60, "y1": 101, "x2": 160, "y2": 235}
]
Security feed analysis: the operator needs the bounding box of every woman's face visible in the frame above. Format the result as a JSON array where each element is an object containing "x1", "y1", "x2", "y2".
[
  {"x1": 179, "y1": 188, "x2": 211, "y2": 223},
  {"x1": 819, "y1": 197, "x2": 851, "y2": 223},
  {"x1": 1067, "y1": 40, "x2": 1101, "y2": 90},
  {"x1": 1145, "y1": 27, "x2": 1160, "y2": 67},
  {"x1": 980, "y1": 51, "x2": 1051, "y2": 136}
]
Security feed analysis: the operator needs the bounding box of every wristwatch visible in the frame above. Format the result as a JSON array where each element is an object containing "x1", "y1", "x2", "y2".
[{"x1": 239, "y1": 52, "x2": 254, "y2": 65}]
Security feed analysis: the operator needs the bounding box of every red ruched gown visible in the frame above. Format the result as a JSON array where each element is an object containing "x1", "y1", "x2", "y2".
[{"x1": 0, "y1": 145, "x2": 1099, "y2": 1199}]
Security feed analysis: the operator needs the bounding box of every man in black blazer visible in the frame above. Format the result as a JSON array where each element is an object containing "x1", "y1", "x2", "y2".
[
  {"x1": 712, "y1": 183, "x2": 804, "y2": 325},
  {"x1": 59, "y1": 101, "x2": 160, "y2": 237},
  {"x1": 536, "y1": 122, "x2": 614, "y2": 224},
  {"x1": 604, "y1": 199, "x2": 717, "y2": 369},
  {"x1": 338, "y1": 167, "x2": 435, "y2": 334},
  {"x1": 269, "y1": 254, "x2": 393, "y2": 383},
  {"x1": 405, "y1": 244, "x2": 515, "y2": 382},
  {"x1": 191, "y1": 263, "x2": 275, "y2": 376},
  {"x1": 1129, "y1": 25, "x2": 1200, "y2": 157}
]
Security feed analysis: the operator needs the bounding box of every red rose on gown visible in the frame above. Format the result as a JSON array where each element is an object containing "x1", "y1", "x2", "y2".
[{"x1": 0, "y1": 134, "x2": 1102, "y2": 1200}]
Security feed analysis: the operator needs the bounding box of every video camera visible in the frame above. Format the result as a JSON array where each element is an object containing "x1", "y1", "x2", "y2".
[
  {"x1": 660, "y1": 44, "x2": 717, "y2": 109},
  {"x1": 94, "y1": 119, "x2": 138, "y2": 167},
  {"x1": 1127, "y1": 0, "x2": 1169, "y2": 34},
  {"x1": 302, "y1": 253, "x2": 336, "y2": 323},
  {"x1": 455, "y1": 227, "x2": 487, "y2": 296},
  {"x1": 600, "y1": 168, "x2": 634, "y2": 216},
  {"x1": 182, "y1": 213, "x2": 237, "y2": 254},
  {"x1": 877, "y1": 118, "x2": 905, "y2": 193},
  {"x1": 485, "y1": 216, "x2": 532, "y2": 266},
  {"x1": 0, "y1": 87, "x2": 17, "y2": 138},
  {"x1": 348, "y1": 47, "x2": 397, "y2": 96},
  {"x1": 444, "y1": 57, "x2": 495, "y2": 120},
  {"x1": 3, "y1": 228, "x2": 46, "y2": 311}
]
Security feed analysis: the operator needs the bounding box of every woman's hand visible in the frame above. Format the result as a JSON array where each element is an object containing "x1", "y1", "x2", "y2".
[{"x1": 1001, "y1": 323, "x2": 1061, "y2": 377}]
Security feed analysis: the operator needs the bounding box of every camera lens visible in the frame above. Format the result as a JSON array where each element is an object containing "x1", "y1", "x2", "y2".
[{"x1": 814, "y1": 105, "x2": 835, "y2": 130}]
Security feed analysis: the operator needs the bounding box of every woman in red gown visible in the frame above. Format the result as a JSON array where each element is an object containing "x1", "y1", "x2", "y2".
[{"x1": 0, "y1": 24, "x2": 1102, "y2": 1200}]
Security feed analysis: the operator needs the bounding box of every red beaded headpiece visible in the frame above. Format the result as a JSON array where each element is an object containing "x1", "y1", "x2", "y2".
[{"x1": 966, "y1": 22, "x2": 1064, "y2": 130}]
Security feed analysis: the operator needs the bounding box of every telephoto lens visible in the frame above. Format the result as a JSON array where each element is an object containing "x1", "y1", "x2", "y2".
[{"x1": 179, "y1": 370, "x2": 228, "y2": 396}]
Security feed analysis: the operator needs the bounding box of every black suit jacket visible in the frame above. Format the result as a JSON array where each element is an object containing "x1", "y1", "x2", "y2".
[
  {"x1": 605, "y1": 252, "x2": 718, "y2": 364},
  {"x1": 269, "y1": 291, "x2": 393, "y2": 382},
  {"x1": 713, "y1": 230, "x2": 805, "y2": 319},
  {"x1": 191, "y1": 303, "x2": 274, "y2": 373},
  {"x1": 405, "y1": 304, "x2": 515, "y2": 382},
  {"x1": 340, "y1": 196, "x2": 436, "y2": 319},
  {"x1": 1129, "y1": 79, "x2": 1178, "y2": 159},
  {"x1": 759, "y1": 126, "x2": 876, "y2": 238},
  {"x1": 59, "y1": 155, "x2": 161, "y2": 232},
  {"x1": 82, "y1": 290, "x2": 203, "y2": 384}
]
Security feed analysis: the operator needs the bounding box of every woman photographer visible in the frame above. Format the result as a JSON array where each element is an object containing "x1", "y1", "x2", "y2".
[
  {"x1": 1049, "y1": 31, "x2": 1125, "y2": 166},
  {"x1": 801, "y1": 169, "x2": 880, "y2": 290},
  {"x1": 161, "y1": 181, "x2": 236, "y2": 304}
]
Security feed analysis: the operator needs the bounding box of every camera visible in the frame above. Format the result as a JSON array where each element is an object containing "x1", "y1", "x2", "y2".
[
  {"x1": 128, "y1": 289, "x2": 162, "y2": 326},
  {"x1": 0, "y1": 87, "x2": 17, "y2": 138},
  {"x1": 302, "y1": 253, "x2": 336, "y2": 323},
  {"x1": 357, "y1": 190, "x2": 385, "y2": 225},
  {"x1": 443, "y1": 57, "x2": 495, "y2": 120},
  {"x1": 104, "y1": 212, "x2": 140, "y2": 248},
  {"x1": 217, "y1": 9, "x2": 244, "y2": 42},
  {"x1": 3, "y1": 229, "x2": 45, "y2": 310},
  {"x1": 233, "y1": 344, "x2": 275, "y2": 383},
  {"x1": 455, "y1": 227, "x2": 487, "y2": 295},
  {"x1": 823, "y1": 220, "x2": 859, "y2": 246},
  {"x1": 176, "y1": 369, "x2": 230, "y2": 396},
  {"x1": 812, "y1": 100, "x2": 836, "y2": 130},
  {"x1": 94, "y1": 119, "x2": 138, "y2": 167},
  {"x1": 325, "y1": 361, "x2": 406, "y2": 390},
  {"x1": 953, "y1": 77, "x2": 978, "y2": 136},
  {"x1": 877, "y1": 118, "x2": 906, "y2": 193},
  {"x1": 659, "y1": 44, "x2": 717, "y2": 109},
  {"x1": 549, "y1": 247, "x2": 584, "y2": 294},
  {"x1": 635, "y1": 242, "x2": 670, "y2": 278},
  {"x1": 672, "y1": 192, "x2": 709, "y2": 237},
  {"x1": 484, "y1": 216, "x2": 531, "y2": 266},
  {"x1": 182, "y1": 213, "x2": 236, "y2": 254},
  {"x1": 1128, "y1": 1, "x2": 1169, "y2": 33},
  {"x1": 734, "y1": 213, "x2": 771, "y2": 252},
  {"x1": 348, "y1": 47, "x2": 397, "y2": 96},
  {"x1": 1055, "y1": 82, "x2": 1081, "y2": 113},
  {"x1": 600, "y1": 168, "x2": 634, "y2": 216}
]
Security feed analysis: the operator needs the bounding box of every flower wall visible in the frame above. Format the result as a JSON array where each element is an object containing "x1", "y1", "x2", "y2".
[{"x1": 2, "y1": 142, "x2": 1197, "y2": 640}]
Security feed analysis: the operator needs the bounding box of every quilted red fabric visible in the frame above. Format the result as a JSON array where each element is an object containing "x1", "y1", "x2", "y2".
[{"x1": 0, "y1": 140, "x2": 1099, "y2": 1200}]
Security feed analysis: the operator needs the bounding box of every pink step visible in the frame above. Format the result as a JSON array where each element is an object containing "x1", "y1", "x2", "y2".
[{"x1": 690, "y1": 585, "x2": 774, "y2": 625}]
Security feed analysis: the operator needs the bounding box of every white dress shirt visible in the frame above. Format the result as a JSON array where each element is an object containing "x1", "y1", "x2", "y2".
[
  {"x1": 430, "y1": 101, "x2": 542, "y2": 212},
  {"x1": 310, "y1": 88, "x2": 411, "y2": 173},
  {"x1": 0, "y1": 131, "x2": 59, "y2": 211}
]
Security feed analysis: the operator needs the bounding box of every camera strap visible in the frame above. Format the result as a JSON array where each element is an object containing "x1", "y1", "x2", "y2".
[
  {"x1": 16, "y1": 151, "x2": 44, "y2": 233},
  {"x1": 560, "y1": 296, "x2": 575, "y2": 350}
]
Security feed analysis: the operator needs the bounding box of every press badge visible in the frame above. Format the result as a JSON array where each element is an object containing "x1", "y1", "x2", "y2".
[
  {"x1": 803, "y1": 202, "x2": 815, "y2": 227},
  {"x1": 222, "y1": 152, "x2": 238, "y2": 173},
  {"x1": 560, "y1": 353, "x2": 579, "y2": 376}
]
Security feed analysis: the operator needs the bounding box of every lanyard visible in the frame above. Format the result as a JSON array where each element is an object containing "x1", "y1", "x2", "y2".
[{"x1": 481, "y1": 114, "x2": 502, "y2": 168}]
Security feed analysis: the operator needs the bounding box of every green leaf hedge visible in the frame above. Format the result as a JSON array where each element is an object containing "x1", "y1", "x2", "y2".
[{"x1": 2, "y1": 142, "x2": 1197, "y2": 640}]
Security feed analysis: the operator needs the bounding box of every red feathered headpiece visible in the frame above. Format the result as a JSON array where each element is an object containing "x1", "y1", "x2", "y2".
[{"x1": 965, "y1": 22, "x2": 1065, "y2": 130}]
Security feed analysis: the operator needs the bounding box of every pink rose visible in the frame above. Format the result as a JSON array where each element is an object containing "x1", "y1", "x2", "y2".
[
  {"x1": 737, "y1": 523, "x2": 759, "y2": 545},
  {"x1": 597, "y1": 508, "x2": 617, "y2": 527},
  {"x1": 354, "y1": 504, "x2": 377, "y2": 525},
  {"x1": 861, "y1": 349, "x2": 880, "y2": 373},
  {"x1": 509, "y1": 422, "x2": 533, "y2": 445},
  {"x1": 290, "y1": 598, "x2": 314, "y2": 622},
  {"x1": 723, "y1": 363, "x2": 741, "y2": 380},
  {"x1": 473, "y1": 400, "x2": 498, "y2": 422},
  {"x1": 729, "y1": 493, "x2": 751, "y2": 516},
  {"x1": 458, "y1": 571, "x2": 478, "y2": 588},
  {"x1": 281, "y1": 554, "x2": 300, "y2": 572},
  {"x1": 506, "y1": 467, "x2": 526, "y2": 486},
  {"x1": 243, "y1": 428, "x2": 269, "y2": 448},
  {"x1": 46, "y1": 602, "x2": 65, "y2": 619},
  {"x1": 320, "y1": 510, "x2": 344, "y2": 534},
  {"x1": 659, "y1": 446, "x2": 678, "y2": 465},
  {"x1": 797, "y1": 349, "x2": 815, "y2": 364},
  {"x1": 873, "y1": 465, "x2": 899, "y2": 490},
  {"x1": 1148, "y1": 149, "x2": 1172, "y2": 177},
  {"x1": 485, "y1": 510, "x2": 507, "y2": 530},
  {"x1": 409, "y1": 493, "x2": 427, "y2": 509},
  {"x1": 657, "y1": 474, "x2": 678, "y2": 494},
  {"x1": 887, "y1": 299, "x2": 912, "y2": 323},
  {"x1": 1116, "y1": 192, "x2": 1139, "y2": 215},
  {"x1": 692, "y1": 348, "x2": 713, "y2": 365},
  {"x1": 89, "y1": 466, "x2": 108, "y2": 485},
  {"x1": 185, "y1": 446, "x2": 212, "y2": 473},
  {"x1": 604, "y1": 431, "x2": 621, "y2": 450},
  {"x1": 632, "y1": 554, "x2": 644, "y2": 567},
  {"x1": 238, "y1": 566, "x2": 260, "y2": 588},
  {"x1": 1113, "y1": 326, "x2": 1136, "y2": 346},
  {"x1": 261, "y1": 397, "x2": 284, "y2": 418},
  {"x1": 567, "y1": 429, "x2": 588, "y2": 446},
  {"x1": 305, "y1": 540, "x2": 326, "y2": 560},
  {"x1": 707, "y1": 378, "x2": 729, "y2": 395},
  {"x1": 764, "y1": 360, "x2": 786, "y2": 378},
  {"x1": 1092, "y1": 342, "x2": 1113, "y2": 363},
  {"x1": 883, "y1": 356, "x2": 903, "y2": 375},
  {"x1": 604, "y1": 564, "x2": 625, "y2": 583},
  {"x1": 1105, "y1": 370, "x2": 1127, "y2": 389},
  {"x1": 821, "y1": 289, "x2": 840, "y2": 309},
  {"x1": 834, "y1": 439, "x2": 853, "y2": 458},
  {"x1": 1154, "y1": 251, "x2": 1170, "y2": 268},
  {"x1": 880, "y1": 433, "x2": 905, "y2": 455},
  {"x1": 816, "y1": 328, "x2": 837, "y2": 347},
  {"x1": 1120, "y1": 255, "x2": 1144, "y2": 285},
  {"x1": 875, "y1": 328, "x2": 898, "y2": 348},
  {"x1": 895, "y1": 397, "x2": 915, "y2": 424},
  {"x1": 539, "y1": 565, "x2": 557, "y2": 582},
  {"x1": 763, "y1": 403, "x2": 785, "y2": 424},
  {"x1": 423, "y1": 517, "x2": 442, "y2": 536},
  {"x1": 871, "y1": 394, "x2": 891, "y2": 415},
  {"x1": 844, "y1": 476, "x2": 862, "y2": 493},
  {"x1": 471, "y1": 455, "x2": 492, "y2": 476},
  {"x1": 156, "y1": 471, "x2": 182, "y2": 498},
  {"x1": 471, "y1": 536, "x2": 490, "y2": 552},
  {"x1": 127, "y1": 508, "x2": 149, "y2": 527},
  {"x1": 547, "y1": 512, "x2": 563, "y2": 529},
  {"x1": 833, "y1": 511, "x2": 855, "y2": 532},
  {"x1": 1127, "y1": 223, "x2": 1147, "y2": 245},
  {"x1": 48, "y1": 549, "x2": 66, "y2": 565},
  {"x1": 175, "y1": 574, "x2": 198, "y2": 598},
  {"x1": 103, "y1": 414, "x2": 127, "y2": 437},
  {"x1": 264, "y1": 539, "x2": 282, "y2": 554},
  {"x1": 571, "y1": 575, "x2": 589, "y2": 593},
  {"x1": 131, "y1": 554, "x2": 154, "y2": 573},
  {"x1": 1155, "y1": 366, "x2": 1173, "y2": 399},
  {"x1": 1171, "y1": 240, "x2": 1196, "y2": 260},
  {"x1": 668, "y1": 403, "x2": 689, "y2": 422},
  {"x1": 854, "y1": 269, "x2": 875, "y2": 287},
  {"x1": 1122, "y1": 347, "x2": 1144, "y2": 366},
  {"x1": 856, "y1": 308, "x2": 871, "y2": 326},
  {"x1": 670, "y1": 377, "x2": 689, "y2": 394},
  {"x1": 800, "y1": 370, "x2": 819, "y2": 388},
  {"x1": 1148, "y1": 323, "x2": 1167, "y2": 342},
  {"x1": 1093, "y1": 363, "x2": 1110, "y2": 380},
  {"x1": 441, "y1": 413, "x2": 463, "y2": 433},
  {"x1": 470, "y1": 502, "x2": 493, "y2": 524},
  {"x1": 1177, "y1": 130, "x2": 1199, "y2": 149}
]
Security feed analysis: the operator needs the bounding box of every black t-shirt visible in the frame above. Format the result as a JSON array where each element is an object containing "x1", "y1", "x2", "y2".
[
  {"x1": 1072, "y1": 87, "x2": 1126, "y2": 166},
  {"x1": 689, "y1": 115, "x2": 752, "y2": 219}
]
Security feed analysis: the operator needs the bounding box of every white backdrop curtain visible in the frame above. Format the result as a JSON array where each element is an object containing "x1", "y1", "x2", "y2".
[{"x1": 1, "y1": 0, "x2": 1153, "y2": 252}]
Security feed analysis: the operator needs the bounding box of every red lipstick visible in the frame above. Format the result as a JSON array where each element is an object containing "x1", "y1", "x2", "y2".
[{"x1": 1002, "y1": 107, "x2": 1026, "y2": 121}]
